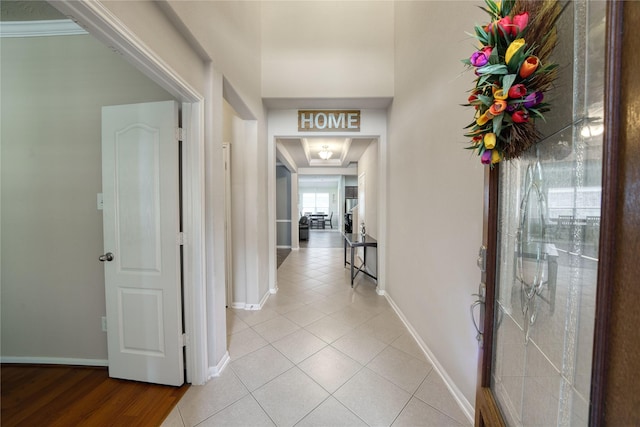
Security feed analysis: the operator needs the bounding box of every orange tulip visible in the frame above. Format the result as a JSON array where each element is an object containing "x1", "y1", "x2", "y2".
[
  {"x1": 519, "y1": 56, "x2": 540, "y2": 78},
  {"x1": 489, "y1": 100, "x2": 507, "y2": 116}
]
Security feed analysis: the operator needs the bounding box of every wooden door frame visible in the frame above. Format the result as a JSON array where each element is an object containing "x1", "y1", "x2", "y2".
[
  {"x1": 476, "y1": 1, "x2": 637, "y2": 425},
  {"x1": 588, "y1": 0, "x2": 622, "y2": 423},
  {"x1": 475, "y1": 164, "x2": 502, "y2": 427},
  {"x1": 591, "y1": 1, "x2": 640, "y2": 424}
]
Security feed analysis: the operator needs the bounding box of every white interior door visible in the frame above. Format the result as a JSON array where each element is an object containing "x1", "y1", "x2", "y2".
[{"x1": 101, "y1": 100, "x2": 184, "y2": 386}]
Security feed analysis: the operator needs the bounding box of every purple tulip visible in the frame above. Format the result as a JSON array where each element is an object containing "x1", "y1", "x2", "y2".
[
  {"x1": 481, "y1": 150, "x2": 492, "y2": 165},
  {"x1": 470, "y1": 47, "x2": 492, "y2": 67},
  {"x1": 507, "y1": 103, "x2": 520, "y2": 112},
  {"x1": 523, "y1": 91, "x2": 543, "y2": 108}
]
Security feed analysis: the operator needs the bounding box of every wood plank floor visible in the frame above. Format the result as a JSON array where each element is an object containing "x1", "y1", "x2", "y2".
[{"x1": 1, "y1": 364, "x2": 188, "y2": 427}]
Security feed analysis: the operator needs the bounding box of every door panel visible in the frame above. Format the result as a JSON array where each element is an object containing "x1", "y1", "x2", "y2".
[
  {"x1": 102, "y1": 100, "x2": 184, "y2": 386},
  {"x1": 476, "y1": 1, "x2": 606, "y2": 424}
]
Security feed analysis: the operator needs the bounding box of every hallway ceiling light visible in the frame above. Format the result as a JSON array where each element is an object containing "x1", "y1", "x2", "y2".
[{"x1": 318, "y1": 145, "x2": 333, "y2": 160}]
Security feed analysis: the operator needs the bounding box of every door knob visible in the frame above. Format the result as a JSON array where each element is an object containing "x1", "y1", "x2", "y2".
[{"x1": 99, "y1": 252, "x2": 114, "y2": 262}]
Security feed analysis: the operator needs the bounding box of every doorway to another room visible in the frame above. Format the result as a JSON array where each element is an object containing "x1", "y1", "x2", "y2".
[{"x1": 298, "y1": 175, "x2": 345, "y2": 250}]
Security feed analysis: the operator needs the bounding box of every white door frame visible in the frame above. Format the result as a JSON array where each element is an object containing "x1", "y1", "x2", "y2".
[
  {"x1": 222, "y1": 143, "x2": 233, "y2": 307},
  {"x1": 52, "y1": 1, "x2": 208, "y2": 385},
  {"x1": 267, "y1": 109, "x2": 388, "y2": 297}
]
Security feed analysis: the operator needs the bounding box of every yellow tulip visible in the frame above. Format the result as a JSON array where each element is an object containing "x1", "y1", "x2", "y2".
[
  {"x1": 505, "y1": 38, "x2": 525, "y2": 65},
  {"x1": 476, "y1": 111, "x2": 491, "y2": 126},
  {"x1": 493, "y1": 89, "x2": 508, "y2": 100},
  {"x1": 484, "y1": 133, "x2": 497, "y2": 149},
  {"x1": 491, "y1": 150, "x2": 502, "y2": 164}
]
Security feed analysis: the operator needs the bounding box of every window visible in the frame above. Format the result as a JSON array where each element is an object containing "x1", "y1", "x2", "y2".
[
  {"x1": 302, "y1": 192, "x2": 329, "y2": 214},
  {"x1": 547, "y1": 186, "x2": 601, "y2": 219}
]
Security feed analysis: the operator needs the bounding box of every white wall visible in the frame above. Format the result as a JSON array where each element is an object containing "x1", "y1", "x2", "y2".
[
  {"x1": 387, "y1": 1, "x2": 485, "y2": 410},
  {"x1": 358, "y1": 141, "x2": 379, "y2": 238},
  {"x1": 164, "y1": 1, "x2": 263, "y2": 117},
  {"x1": 0, "y1": 34, "x2": 174, "y2": 362},
  {"x1": 101, "y1": 0, "x2": 207, "y2": 96},
  {"x1": 165, "y1": 1, "x2": 271, "y2": 310},
  {"x1": 357, "y1": 141, "x2": 378, "y2": 275},
  {"x1": 261, "y1": 1, "x2": 394, "y2": 99}
]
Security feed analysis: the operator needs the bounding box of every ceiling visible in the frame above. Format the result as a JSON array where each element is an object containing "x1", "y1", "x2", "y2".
[
  {"x1": 0, "y1": 1, "x2": 65, "y2": 21},
  {"x1": 276, "y1": 136, "x2": 375, "y2": 169},
  {"x1": 2, "y1": 1, "x2": 381, "y2": 174}
]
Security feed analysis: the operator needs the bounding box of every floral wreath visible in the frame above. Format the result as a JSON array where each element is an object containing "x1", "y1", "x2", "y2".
[{"x1": 463, "y1": 0, "x2": 561, "y2": 165}]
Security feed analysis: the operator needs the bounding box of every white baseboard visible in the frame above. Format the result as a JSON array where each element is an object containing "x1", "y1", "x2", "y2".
[
  {"x1": 1, "y1": 356, "x2": 108, "y2": 367},
  {"x1": 276, "y1": 245, "x2": 292, "y2": 249},
  {"x1": 257, "y1": 290, "x2": 271, "y2": 308},
  {"x1": 231, "y1": 289, "x2": 272, "y2": 311},
  {"x1": 207, "y1": 351, "x2": 230, "y2": 380},
  {"x1": 384, "y1": 294, "x2": 475, "y2": 423}
]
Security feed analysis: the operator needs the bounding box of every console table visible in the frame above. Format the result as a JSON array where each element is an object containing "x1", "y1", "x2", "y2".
[{"x1": 343, "y1": 233, "x2": 377, "y2": 287}]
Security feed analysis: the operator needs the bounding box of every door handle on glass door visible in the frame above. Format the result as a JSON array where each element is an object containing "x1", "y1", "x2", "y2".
[
  {"x1": 470, "y1": 299, "x2": 483, "y2": 344},
  {"x1": 99, "y1": 252, "x2": 114, "y2": 262}
]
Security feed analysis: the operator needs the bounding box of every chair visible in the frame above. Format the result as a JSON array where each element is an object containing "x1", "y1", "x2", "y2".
[
  {"x1": 324, "y1": 212, "x2": 333, "y2": 229},
  {"x1": 585, "y1": 215, "x2": 601, "y2": 245},
  {"x1": 555, "y1": 215, "x2": 575, "y2": 243},
  {"x1": 311, "y1": 212, "x2": 324, "y2": 229},
  {"x1": 299, "y1": 216, "x2": 309, "y2": 240}
]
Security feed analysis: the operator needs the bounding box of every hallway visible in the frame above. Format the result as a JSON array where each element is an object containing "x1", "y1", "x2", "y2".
[
  {"x1": 162, "y1": 248, "x2": 470, "y2": 426},
  {"x1": 300, "y1": 229, "x2": 344, "y2": 249}
]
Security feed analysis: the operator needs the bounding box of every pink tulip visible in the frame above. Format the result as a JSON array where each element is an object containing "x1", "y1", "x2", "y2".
[
  {"x1": 497, "y1": 16, "x2": 513, "y2": 36},
  {"x1": 512, "y1": 12, "x2": 529, "y2": 34}
]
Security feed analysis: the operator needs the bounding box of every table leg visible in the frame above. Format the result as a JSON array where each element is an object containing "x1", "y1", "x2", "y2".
[
  {"x1": 344, "y1": 238, "x2": 347, "y2": 267},
  {"x1": 350, "y1": 245, "x2": 355, "y2": 287},
  {"x1": 363, "y1": 246, "x2": 367, "y2": 267}
]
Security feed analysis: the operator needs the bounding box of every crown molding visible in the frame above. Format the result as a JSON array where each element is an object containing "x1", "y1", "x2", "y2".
[{"x1": 0, "y1": 19, "x2": 87, "y2": 38}]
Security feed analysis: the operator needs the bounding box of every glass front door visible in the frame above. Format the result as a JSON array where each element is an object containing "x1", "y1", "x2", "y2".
[{"x1": 490, "y1": 1, "x2": 605, "y2": 424}]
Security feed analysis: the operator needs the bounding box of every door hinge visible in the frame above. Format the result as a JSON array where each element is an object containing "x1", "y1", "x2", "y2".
[
  {"x1": 477, "y1": 245, "x2": 487, "y2": 272},
  {"x1": 176, "y1": 127, "x2": 184, "y2": 142},
  {"x1": 181, "y1": 333, "x2": 189, "y2": 347},
  {"x1": 177, "y1": 232, "x2": 186, "y2": 246}
]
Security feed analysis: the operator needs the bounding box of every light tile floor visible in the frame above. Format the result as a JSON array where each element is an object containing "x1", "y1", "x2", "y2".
[{"x1": 162, "y1": 248, "x2": 472, "y2": 427}]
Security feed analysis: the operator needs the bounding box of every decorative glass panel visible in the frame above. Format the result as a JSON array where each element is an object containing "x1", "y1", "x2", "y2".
[{"x1": 491, "y1": 1, "x2": 605, "y2": 425}]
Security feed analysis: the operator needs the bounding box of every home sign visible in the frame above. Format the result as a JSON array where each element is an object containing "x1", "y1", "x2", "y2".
[{"x1": 298, "y1": 110, "x2": 360, "y2": 132}]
